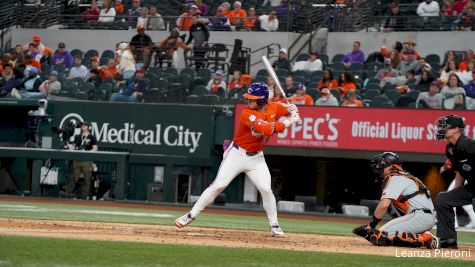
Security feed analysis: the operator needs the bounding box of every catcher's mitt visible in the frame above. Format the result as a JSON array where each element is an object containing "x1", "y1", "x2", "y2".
[{"x1": 352, "y1": 224, "x2": 371, "y2": 238}]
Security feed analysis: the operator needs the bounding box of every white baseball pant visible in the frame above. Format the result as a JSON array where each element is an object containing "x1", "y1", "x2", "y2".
[
  {"x1": 379, "y1": 210, "x2": 435, "y2": 235},
  {"x1": 190, "y1": 143, "x2": 278, "y2": 225},
  {"x1": 448, "y1": 179, "x2": 475, "y2": 226}
]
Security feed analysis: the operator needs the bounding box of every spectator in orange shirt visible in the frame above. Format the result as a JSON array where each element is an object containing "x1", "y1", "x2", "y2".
[
  {"x1": 227, "y1": 70, "x2": 245, "y2": 92},
  {"x1": 221, "y1": 2, "x2": 232, "y2": 17},
  {"x1": 337, "y1": 72, "x2": 357, "y2": 97},
  {"x1": 229, "y1": 1, "x2": 248, "y2": 30},
  {"x1": 24, "y1": 54, "x2": 42, "y2": 72},
  {"x1": 317, "y1": 69, "x2": 338, "y2": 91},
  {"x1": 115, "y1": 0, "x2": 125, "y2": 15},
  {"x1": 245, "y1": 7, "x2": 257, "y2": 30},
  {"x1": 100, "y1": 59, "x2": 119, "y2": 80},
  {"x1": 177, "y1": 4, "x2": 199, "y2": 31},
  {"x1": 289, "y1": 83, "x2": 314, "y2": 105},
  {"x1": 341, "y1": 89, "x2": 364, "y2": 107},
  {"x1": 459, "y1": 49, "x2": 474, "y2": 71}
]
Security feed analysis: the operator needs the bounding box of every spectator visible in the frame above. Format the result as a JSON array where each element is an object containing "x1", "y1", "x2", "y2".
[
  {"x1": 401, "y1": 39, "x2": 419, "y2": 59},
  {"x1": 440, "y1": 60, "x2": 461, "y2": 82},
  {"x1": 110, "y1": 68, "x2": 147, "y2": 102},
  {"x1": 456, "y1": 6, "x2": 475, "y2": 31},
  {"x1": 389, "y1": 50, "x2": 401, "y2": 69},
  {"x1": 82, "y1": 1, "x2": 100, "y2": 22},
  {"x1": 177, "y1": 4, "x2": 199, "y2": 31},
  {"x1": 453, "y1": 0, "x2": 469, "y2": 14},
  {"x1": 23, "y1": 54, "x2": 42, "y2": 72},
  {"x1": 23, "y1": 35, "x2": 45, "y2": 55},
  {"x1": 67, "y1": 56, "x2": 88, "y2": 80},
  {"x1": 442, "y1": 50, "x2": 456, "y2": 68},
  {"x1": 229, "y1": 1, "x2": 248, "y2": 30},
  {"x1": 0, "y1": 68, "x2": 23, "y2": 98},
  {"x1": 442, "y1": 0, "x2": 457, "y2": 16},
  {"x1": 337, "y1": 72, "x2": 357, "y2": 97},
  {"x1": 383, "y1": 2, "x2": 406, "y2": 32},
  {"x1": 441, "y1": 73, "x2": 466, "y2": 109},
  {"x1": 195, "y1": 0, "x2": 209, "y2": 16},
  {"x1": 416, "y1": 80, "x2": 443, "y2": 109},
  {"x1": 396, "y1": 49, "x2": 420, "y2": 75},
  {"x1": 417, "y1": 0, "x2": 440, "y2": 16},
  {"x1": 127, "y1": 0, "x2": 142, "y2": 22},
  {"x1": 28, "y1": 43, "x2": 42, "y2": 61},
  {"x1": 220, "y1": 2, "x2": 232, "y2": 16},
  {"x1": 341, "y1": 89, "x2": 364, "y2": 107},
  {"x1": 2, "y1": 54, "x2": 14, "y2": 68},
  {"x1": 375, "y1": 58, "x2": 398, "y2": 80},
  {"x1": 115, "y1": 0, "x2": 125, "y2": 15},
  {"x1": 86, "y1": 69, "x2": 102, "y2": 88},
  {"x1": 380, "y1": 38, "x2": 403, "y2": 59},
  {"x1": 415, "y1": 69, "x2": 435, "y2": 92},
  {"x1": 317, "y1": 69, "x2": 338, "y2": 90},
  {"x1": 415, "y1": 58, "x2": 432, "y2": 76},
  {"x1": 289, "y1": 83, "x2": 314, "y2": 105},
  {"x1": 0, "y1": 64, "x2": 14, "y2": 85},
  {"x1": 258, "y1": 9, "x2": 279, "y2": 32},
  {"x1": 98, "y1": 0, "x2": 116, "y2": 23},
  {"x1": 156, "y1": 28, "x2": 191, "y2": 68},
  {"x1": 40, "y1": 47, "x2": 53, "y2": 67},
  {"x1": 206, "y1": 70, "x2": 227, "y2": 94},
  {"x1": 463, "y1": 70, "x2": 475, "y2": 98},
  {"x1": 315, "y1": 88, "x2": 339, "y2": 106},
  {"x1": 100, "y1": 59, "x2": 119, "y2": 80},
  {"x1": 89, "y1": 56, "x2": 101, "y2": 72},
  {"x1": 11, "y1": 67, "x2": 44, "y2": 99},
  {"x1": 209, "y1": 7, "x2": 231, "y2": 31},
  {"x1": 19, "y1": 70, "x2": 60, "y2": 98},
  {"x1": 12, "y1": 45, "x2": 24, "y2": 65},
  {"x1": 186, "y1": 14, "x2": 210, "y2": 70},
  {"x1": 271, "y1": 86, "x2": 286, "y2": 103},
  {"x1": 137, "y1": 7, "x2": 149, "y2": 28},
  {"x1": 293, "y1": 51, "x2": 322, "y2": 72},
  {"x1": 284, "y1": 75, "x2": 298, "y2": 96},
  {"x1": 130, "y1": 25, "x2": 153, "y2": 70},
  {"x1": 245, "y1": 7, "x2": 257, "y2": 30},
  {"x1": 262, "y1": 0, "x2": 282, "y2": 7},
  {"x1": 342, "y1": 41, "x2": 365, "y2": 67},
  {"x1": 277, "y1": 0, "x2": 296, "y2": 20},
  {"x1": 147, "y1": 6, "x2": 165, "y2": 30},
  {"x1": 381, "y1": 69, "x2": 416, "y2": 87},
  {"x1": 228, "y1": 70, "x2": 245, "y2": 92},
  {"x1": 272, "y1": 48, "x2": 292, "y2": 72},
  {"x1": 459, "y1": 49, "x2": 474, "y2": 71},
  {"x1": 116, "y1": 43, "x2": 136, "y2": 80},
  {"x1": 51, "y1": 42, "x2": 73, "y2": 68},
  {"x1": 266, "y1": 75, "x2": 277, "y2": 99}
]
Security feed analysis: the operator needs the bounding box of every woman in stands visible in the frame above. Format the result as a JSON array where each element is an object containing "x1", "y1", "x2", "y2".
[
  {"x1": 156, "y1": 28, "x2": 191, "y2": 68},
  {"x1": 441, "y1": 73, "x2": 466, "y2": 109},
  {"x1": 390, "y1": 50, "x2": 401, "y2": 69},
  {"x1": 441, "y1": 50, "x2": 456, "y2": 69},
  {"x1": 440, "y1": 60, "x2": 462, "y2": 83},
  {"x1": 116, "y1": 43, "x2": 135, "y2": 80},
  {"x1": 337, "y1": 72, "x2": 357, "y2": 97},
  {"x1": 317, "y1": 69, "x2": 338, "y2": 91},
  {"x1": 227, "y1": 70, "x2": 245, "y2": 93},
  {"x1": 415, "y1": 69, "x2": 435, "y2": 92}
]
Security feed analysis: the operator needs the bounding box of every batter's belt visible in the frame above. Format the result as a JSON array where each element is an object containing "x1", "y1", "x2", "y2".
[{"x1": 232, "y1": 143, "x2": 260, "y2": 156}]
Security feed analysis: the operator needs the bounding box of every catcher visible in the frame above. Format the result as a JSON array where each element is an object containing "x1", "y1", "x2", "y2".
[{"x1": 353, "y1": 152, "x2": 439, "y2": 249}]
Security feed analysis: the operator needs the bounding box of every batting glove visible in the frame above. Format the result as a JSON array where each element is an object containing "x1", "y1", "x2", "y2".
[
  {"x1": 286, "y1": 104, "x2": 299, "y2": 115},
  {"x1": 282, "y1": 113, "x2": 301, "y2": 127}
]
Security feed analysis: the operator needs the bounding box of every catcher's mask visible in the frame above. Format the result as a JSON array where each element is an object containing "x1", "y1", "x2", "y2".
[
  {"x1": 435, "y1": 115, "x2": 465, "y2": 141},
  {"x1": 371, "y1": 152, "x2": 402, "y2": 178}
]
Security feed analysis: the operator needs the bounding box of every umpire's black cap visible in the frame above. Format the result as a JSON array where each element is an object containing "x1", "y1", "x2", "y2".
[{"x1": 445, "y1": 115, "x2": 465, "y2": 129}]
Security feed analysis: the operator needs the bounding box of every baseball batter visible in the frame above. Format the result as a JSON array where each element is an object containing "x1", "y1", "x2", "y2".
[
  {"x1": 175, "y1": 83, "x2": 301, "y2": 237},
  {"x1": 353, "y1": 152, "x2": 439, "y2": 249}
]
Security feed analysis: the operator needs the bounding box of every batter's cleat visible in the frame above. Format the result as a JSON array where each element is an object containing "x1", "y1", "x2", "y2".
[
  {"x1": 175, "y1": 213, "x2": 194, "y2": 228},
  {"x1": 439, "y1": 239, "x2": 458, "y2": 249},
  {"x1": 425, "y1": 236, "x2": 440, "y2": 249},
  {"x1": 464, "y1": 222, "x2": 475, "y2": 229},
  {"x1": 270, "y1": 223, "x2": 286, "y2": 237}
]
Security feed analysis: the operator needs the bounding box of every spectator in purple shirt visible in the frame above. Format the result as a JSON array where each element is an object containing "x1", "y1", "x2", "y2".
[
  {"x1": 51, "y1": 42, "x2": 73, "y2": 68},
  {"x1": 195, "y1": 0, "x2": 208, "y2": 16},
  {"x1": 463, "y1": 70, "x2": 475, "y2": 99},
  {"x1": 342, "y1": 41, "x2": 365, "y2": 68}
]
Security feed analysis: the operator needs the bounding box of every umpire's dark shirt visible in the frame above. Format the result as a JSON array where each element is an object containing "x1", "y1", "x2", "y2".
[{"x1": 446, "y1": 135, "x2": 475, "y2": 192}]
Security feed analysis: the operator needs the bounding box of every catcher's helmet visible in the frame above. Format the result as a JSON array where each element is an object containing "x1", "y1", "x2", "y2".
[
  {"x1": 435, "y1": 115, "x2": 465, "y2": 141},
  {"x1": 371, "y1": 152, "x2": 402, "y2": 177},
  {"x1": 243, "y1": 83, "x2": 269, "y2": 106}
]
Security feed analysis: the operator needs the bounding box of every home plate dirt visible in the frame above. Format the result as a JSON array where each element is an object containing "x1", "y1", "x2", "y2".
[{"x1": 0, "y1": 218, "x2": 474, "y2": 260}]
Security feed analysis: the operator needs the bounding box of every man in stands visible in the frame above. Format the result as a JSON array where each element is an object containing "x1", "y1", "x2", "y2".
[
  {"x1": 229, "y1": 1, "x2": 247, "y2": 30},
  {"x1": 88, "y1": 56, "x2": 101, "y2": 74},
  {"x1": 0, "y1": 68, "x2": 23, "y2": 98},
  {"x1": 186, "y1": 14, "x2": 210, "y2": 70},
  {"x1": 341, "y1": 89, "x2": 364, "y2": 107},
  {"x1": 206, "y1": 70, "x2": 227, "y2": 94},
  {"x1": 195, "y1": 0, "x2": 209, "y2": 16},
  {"x1": 383, "y1": 2, "x2": 405, "y2": 32},
  {"x1": 0, "y1": 64, "x2": 13, "y2": 86},
  {"x1": 293, "y1": 51, "x2": 322, "y2": 72},
  {"x1": 147, "y1": 6, "x2": 165, "y2": 30},
  {"x1": 11, "y1": 67, "x2": 44, "y2": 100},
  {"x1": 98, "y1": 0, "x2": 116, "y2": 23},
  {"x1": 115, "y1": 0, "x2": 125, "y2": 15},
  {"x1": 23, "y1": 35, "x2": 45, "y2": 55},
  {"x1": 272, "y1": 48, "x2": 292, "y2": 72},
  {"x1": 82, "y1": 1, "x2": 100, "y2": 22},
  {"x1": 23, "y1": 54, "x2": 42, "y2": 73},
  {"x1": 416, "y1": 80, "x2": 443, "y2": 109},
  {"x1": 209, "y1": 7, "x2": 231, "y2": 31},
  {"x1": 342, "y1": 41, "x2": 365, "y2": 68},
  {"x1": 375, "y1": 58, "x2": 398, "y2": 80},
  {"x1": 315, "y1": 88, "x2": 339, "y2": 106},
  {"x1": 258, "y1": 9, "x2": 279, "y2": 32},
  {"x1": 289, "y1": 83, "x2": 314, "y2": 105},
  {"x1": 417, "y1": 0, "x2": 440, "y2": 16},
  {"x1": 396, "y1": 50, "x2": 420, "y2": 75},
  {"x1": 12, "y1": 45, "x2": 24, "y2": 66},
  {"x1": 245, "y1": 7, "x2": 257, "y2": 30},
  {"x1": 28, "y1": 43, "x2": 41, "y2": 61},
  {"x1": 51, "y1": 42, "x2": 73, "y2": 69},
  {"x1": 67, "y1": 56, "x2": 88, "y2": 80},
  {"x1": 130, "y1": 25, "x2": 153, "y2": 70},
  {"x1": 127, "y1": 0, "x2": 142, "y2": 22},
  {"x1": 460, "y1": 49, "x2": 474, "y2": 71},
  {"x1": 284, "y1": 75, "x2": 298, "y2": 96},
  {"x1": 177, "y1": 4, "x2": 199, "y2": 31},
  {"x1": 100, "y1": 59, "x2": 119, "y2": 80},
  {"x1": 463, "y1": 70, "x2": 475, "y2": 99},
  {"x1": 110, "y1": 68, "x2": 147, "y2": 102}
]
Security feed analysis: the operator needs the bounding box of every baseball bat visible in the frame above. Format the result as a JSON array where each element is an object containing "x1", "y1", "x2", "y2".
[{"x1": 261, "y1": 56, "x2": 302, "y2": 126}]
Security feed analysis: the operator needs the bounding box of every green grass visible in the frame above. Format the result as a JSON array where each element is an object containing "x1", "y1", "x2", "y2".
[
  {"x1": 1, "y1": 200, "x2": 475, "y2": 246},
  {"x1": 0, "y1": 235, "x2": 471, "y2": 267}
]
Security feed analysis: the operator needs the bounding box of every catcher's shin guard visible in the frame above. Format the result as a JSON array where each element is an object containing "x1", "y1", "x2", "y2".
[
  {"x1": 368, "y1": 229, "x2": 391, "y2": 246},
  {"x1": 390, "y1": 231, "x2": 437, "y2": 248}
]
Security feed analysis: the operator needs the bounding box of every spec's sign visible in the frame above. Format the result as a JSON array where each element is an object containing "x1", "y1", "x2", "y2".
[
  {"x1": 234, "y1": 105, "x2": 475, "y2": 154},
  {"x1": 52, "y1": 102, "x2": 214, "y2": 158}
]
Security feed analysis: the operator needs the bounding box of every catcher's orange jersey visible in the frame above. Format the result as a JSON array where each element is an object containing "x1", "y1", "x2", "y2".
[{"x1": 233, "y1": 102, "x2": 289, "y2": 152}]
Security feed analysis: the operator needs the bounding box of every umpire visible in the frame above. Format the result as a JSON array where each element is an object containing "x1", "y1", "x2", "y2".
[
  {"x1": 435, "y1": 114, "x2": 475, "y2": 249},
  {"x1": 63, "y1": 121, "x2": 98, "y2": 199}
]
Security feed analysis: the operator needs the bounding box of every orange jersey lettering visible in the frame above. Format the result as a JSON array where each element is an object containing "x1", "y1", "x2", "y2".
[{"x1": 233, "y1": 102, "x2": 289, "y2": 152}]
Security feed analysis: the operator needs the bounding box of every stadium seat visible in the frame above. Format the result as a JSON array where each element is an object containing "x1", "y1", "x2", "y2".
[
  {"x1": 181, "y1": 67, "x2": 196, "y2": 78},
  {"x1": 163, "y1": 67, "x2": 178, "y2": 77},
  {"x1": 406, "y1": 90, "x2": 420, "y2": 100},
  {"x1": 330, "y1": 89, "x2": 340, "y2": 101},
  {"x1": 276, "y1": 69, "x2": 289, "y2": 77},
  {"x1": 62, "y1": 79, "x2": 78, "y2": 92},
  {"x1": 318, "y1": 54, "x2": 329, "y2": 64},
  {"x1": 331, "y1": 54, "x2": 345, "y2": 63},
  {"x1": 84, "y1": 49, "x2": 99, "y2": 59},
  {"x1": 296, "y1": 53, "x2": 309, "y2": 62},
  {"x1": 71, "y1": 49, "x2": 83, "y2": 59},
  {"x1": 148, "y1": 67, "x2": 162, "y2": 77},
  {"x1": 331, "y1": 62, "x2": 345, "y2": 71},
  {"x1": 425, "y1": 54, "x2": 440, "y2": 64},
  {"x1": 348, "y1": 62, "x2": 364, "y2": 71},
  {"x1": 371, "y1": 95, "x2": 391, "y2": 107},
  {"x1": 363, "y1": 89, "x2": 381, "y2": 100},
  {"x1": 406, "y1": 102, "x2": 420, "y2": 109},
  {"x1": 256, "y1": 69, "x2": 268, "y2": 77},
  {"x1": 80, "y1": 82, "x2": 95, "y2": 93},
  {"x1": 101, "y1": 49, "x2": 115, "y2": 59},
  {"x1": 144, "y1": 88, "x2": 160, "y2": 103},
  {"x1": 307, "y1": 88, "x2": 320, "y2": 101},
  {"x1": 197, "y1": 68, "x2": 211, "y2": 82},
  {"x1": 192, "y1": 85, "x2": 208, "y2": 96},
  {"x1": 228, "y1": 87, "x2": 245, "y2": 98},
  {"x1": 157, "y1": 78, "x2": 169, "y2": 91},
  {"x1": 199, "y1": 94, "x2": 220, "y2": 105},
  {"x1": 185, "y1": 94, "x2": 200, "y2": 104},
  {"x1": 365, "y1": 61, "x2": 383, "y2": 71},
  {"x1": 385, "y1": 90, "x2": 401, "y2": 104},
  {"x1": 294, "y1": 76, "x2": 306, "y2": 85}
]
